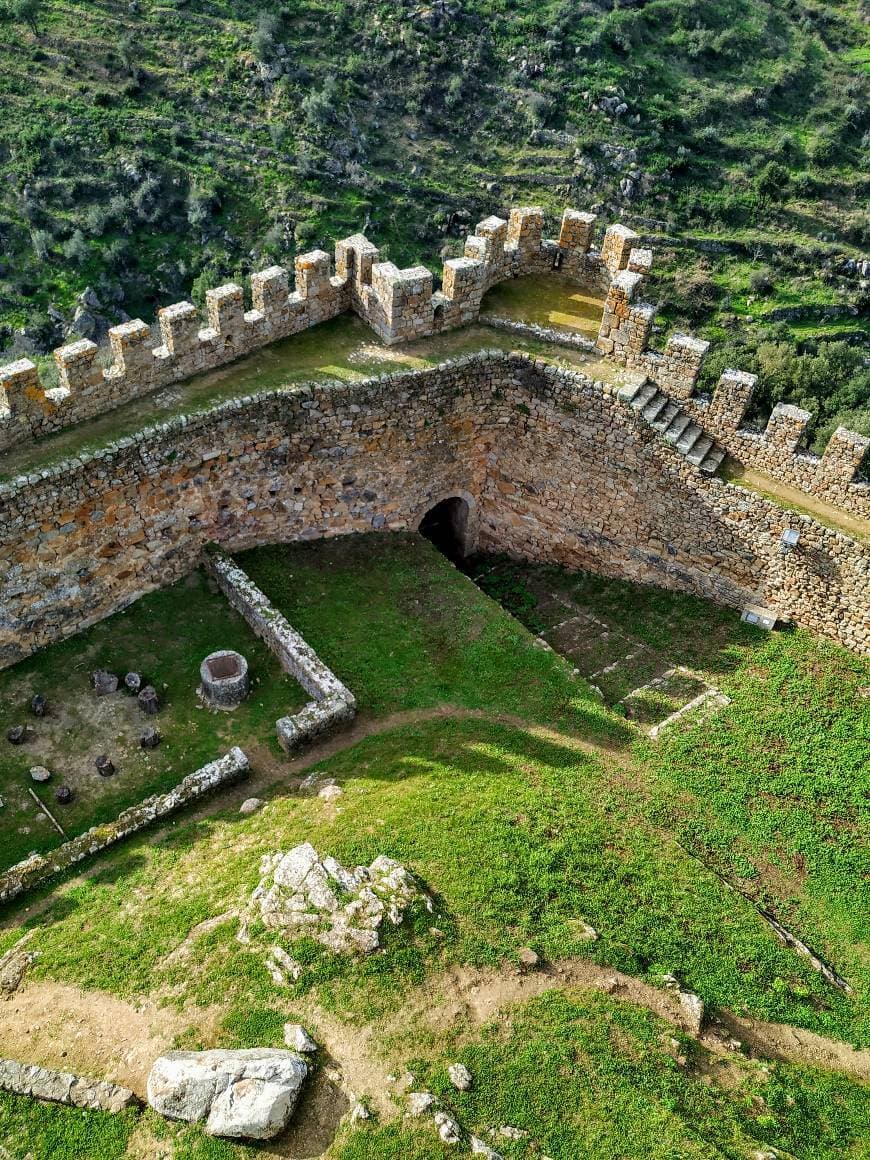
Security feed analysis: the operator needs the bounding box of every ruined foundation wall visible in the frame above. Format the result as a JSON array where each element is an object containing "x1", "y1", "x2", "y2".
[{"x1": 0, "y1": 354, "x2": 866, "y2": 669}]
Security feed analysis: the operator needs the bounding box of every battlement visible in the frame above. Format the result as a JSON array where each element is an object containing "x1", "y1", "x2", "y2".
[
  {"x1": 598, "y1": 266, "x2": 868, "y2": 513},
  {"x1": 0, "y1": 203, "x2": 622, "y2": 453}
]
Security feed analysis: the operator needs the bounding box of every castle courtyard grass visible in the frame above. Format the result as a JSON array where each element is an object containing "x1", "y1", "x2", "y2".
[
  {"x1": 0, "y1": 534, "x2": 867, "y2": 1159},
  {"x1": 0, "y1": 569, "x2": 307, "y2": 872}
]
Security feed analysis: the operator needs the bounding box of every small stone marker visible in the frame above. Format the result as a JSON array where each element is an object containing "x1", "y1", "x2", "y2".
[
  {"x1": 408, "y1": 1091, "x2": 435, "y2": 1117},
  {"x1": 95, "y1": 755, "x2": 115, "y2": 778},
  {"x1": 678, "y1": 990, "x2": 705, "y2": 1035},
  {"x1": 282, "y1": 1023, "x2": 316, "y2": 1053},
  {"x1": 138, "y1": 686, "x2": 160, "y2": 715},
  {"x1": 471, "y1": 1138, "x2": 504, "y2": 1159},
  {"x1": 239, "y1": 797, "x2": 263, "y2": 815},
  {"x1": 29, "y1": 766, "x2": 51, "y2": 784},
  {"x1": 517, "y1": 947, "x2": 540, "y2": 971},
  {"x1": 448, "y1": 1063, "x2": 472, "y2": 1091},
  {"x1": 434, "y1": 1110, "x2": 462, "y2": 1144},
  {"x1": 30, "y1": 694, "x2": 47, "y2": 717},
  {"x1": 140, "y1": 727, "x2": 161, "y2": 750},
  {"x1": 55, "y1": 785, "x2": 74, "y2": 804},
  {"x1": 92, "y1": 670, "x2": 119, "y2": 696},
  {"x1": 125, "y1": 672, "x2": 142, "y2": 695},
  {"x1": 6, "y1": 725, "x2": 27, "y2": 746}
]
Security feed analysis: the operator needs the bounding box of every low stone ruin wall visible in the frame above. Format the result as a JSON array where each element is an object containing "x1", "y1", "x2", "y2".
[
  {"x1": 0, "y1": 1059, "x2": 139, "y2": 1114},
  {"x1": 203, "y1": 550, "x2": 356, "y2": 752},
  {"x1": 478, "y1": 314, "x2": 597, "y2": 351},
  {"x1": 0, "y1": 747, "x2": 249, "y2": 905},
  {"x1": 597, "y1": 274, "x2": 869, "y2": 517}
]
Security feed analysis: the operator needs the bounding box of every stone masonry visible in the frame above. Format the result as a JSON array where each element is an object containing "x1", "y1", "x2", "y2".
[
  {"x1": 0, "y1": 353, "x2": 866, "y2": 671},
  {"x1": 2, "y1": 201, "x2": 864, "y2": 523},
  {"x1": 597, "y1": 271, "x2": 869, "y2": 515},
  {"x1": 0, "y1": 206, "x2": 623, "y2": 453}
]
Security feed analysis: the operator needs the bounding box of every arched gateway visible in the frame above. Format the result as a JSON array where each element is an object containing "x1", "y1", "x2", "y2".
[{"x1": 416, "y1": 493, "x2": 479, "y2": 562}]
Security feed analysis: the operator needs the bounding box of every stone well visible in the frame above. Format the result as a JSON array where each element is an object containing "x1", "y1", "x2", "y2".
[{"x1": 199, "y1": 650, "x2": 250, "y2": 710}]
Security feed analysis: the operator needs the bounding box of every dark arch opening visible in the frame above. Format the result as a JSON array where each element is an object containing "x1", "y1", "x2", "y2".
[{"x1": 418, "y1": 496, "x2": 470, "y2": 563}]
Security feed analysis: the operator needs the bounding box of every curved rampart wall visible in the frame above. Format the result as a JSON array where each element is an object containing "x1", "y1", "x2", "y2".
[{"x1": 0, "y1": 352, "x2": 866, "y2": 669}]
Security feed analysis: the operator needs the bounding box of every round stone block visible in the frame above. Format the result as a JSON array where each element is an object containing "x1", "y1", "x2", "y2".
[{"x1": 199, "y1": 651, "x2": 250, "y2": 711}]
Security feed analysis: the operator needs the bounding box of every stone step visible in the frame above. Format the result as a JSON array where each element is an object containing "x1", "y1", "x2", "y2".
[
  {"x1": 650, "y1": 401, "x2": 680, "y2": 433},
  {"x1": 700, "y1": 447, "x2": 726, "y2": 475},
  {"x1": 675, "y1": 423, "x2": 703, "y2": 455},
  {"x1": 630, "y1": 382, "x2": 659, "y2": 412},
  {"x1": 642, "y1": 393, "x2": 669, "y2": 424},
  {"x1": 617, "y1": 379, "x2": 647, "y2": 405},
  {"x1": 663, "y1": 413, "x2": 692, "y2": 444},
  {"x1": 685, "y1": 435, "x2": 714, "y2": 466}
]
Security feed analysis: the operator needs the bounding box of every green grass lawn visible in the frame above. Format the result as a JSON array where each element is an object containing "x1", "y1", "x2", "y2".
[
  {"x1": 0, "y1": 568, "x2": 307, "y2": 871},
  {"x1": 0, "y1": 535, "x2": 867, "y2": 1159}
]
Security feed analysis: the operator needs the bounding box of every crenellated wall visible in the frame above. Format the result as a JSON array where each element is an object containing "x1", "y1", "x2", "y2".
[
  {"x1": 0, "y1": 353, "x2": 866, "y2": 672},
  {"x1": 1, "y1": 200, "x2": 865, "y2": 539},
  {"x1": 0, "y1": 206, "x2": 627, "y2": 454},
  {"x1": 597, "y1": 273, "x2": 869, "y2": 517}
]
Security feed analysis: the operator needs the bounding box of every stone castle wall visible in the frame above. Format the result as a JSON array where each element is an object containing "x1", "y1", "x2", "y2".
[
  {"x1": 2, "y1": 200, "x2": 865, "y2": 525},
  {"x1": 0, "y1": 353, "x2": 866, "y2": 670},
  {"x1": 597, "y1": 274, "x2": 869, "y2": 516},
  {"x1": 0, "y1": 206, "x2": 628, "y2": 454}
]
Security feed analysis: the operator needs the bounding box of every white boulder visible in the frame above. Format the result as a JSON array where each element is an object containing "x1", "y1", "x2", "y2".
[{"x1": 147, "y1": 1048, "x2": 307, "y2": 1140}]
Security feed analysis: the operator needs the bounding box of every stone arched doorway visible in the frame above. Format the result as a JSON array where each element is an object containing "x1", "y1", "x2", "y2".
[{"x1": 416, "y1": 493, "x2": 477, "y2": 562}]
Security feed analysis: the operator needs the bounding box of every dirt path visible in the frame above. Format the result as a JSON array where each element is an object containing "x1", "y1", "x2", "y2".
[
  {"x1": 1, "y1": 952, "x2": 867, "y2": 1117},
  {"x1": 0, "y1": 981, "x2": 222, "y2": 1093}
]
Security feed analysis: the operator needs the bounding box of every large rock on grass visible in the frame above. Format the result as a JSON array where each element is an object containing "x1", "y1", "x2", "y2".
[{"x1": 147, "y1": 1048, "x2": 307, "y2": 1140}]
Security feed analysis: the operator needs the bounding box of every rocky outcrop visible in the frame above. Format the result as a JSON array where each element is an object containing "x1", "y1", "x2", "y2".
[
  {"x1": 146, "y1": 1048, "x2": 308, "y2": 1140},
  {"x1": 245, "y1": 842, "x2": 432, "y2": 957}
]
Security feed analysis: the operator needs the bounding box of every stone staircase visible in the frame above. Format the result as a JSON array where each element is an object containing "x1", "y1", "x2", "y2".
[{"x1": 618, "y1": 379, "x2": 726, "y2": 476}]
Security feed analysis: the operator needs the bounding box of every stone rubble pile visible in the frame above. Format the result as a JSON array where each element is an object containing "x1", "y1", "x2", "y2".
[
  {"x1": 147, "y1": 1048, "x2": 308, "y2": 1140},
  {"x1": 244, "y1": 842, "x2": 432, "y2": 959}
]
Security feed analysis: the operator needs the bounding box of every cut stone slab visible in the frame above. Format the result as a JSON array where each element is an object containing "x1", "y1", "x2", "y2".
[
  {"x1": 147, "y1": 1048, "x2": 307, "y2": 1141},
  {"x1": 29, "y1": 766, "x2": 51, "y2": 784}
]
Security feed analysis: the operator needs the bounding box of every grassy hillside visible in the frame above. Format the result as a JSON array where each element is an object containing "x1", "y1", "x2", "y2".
[
  {"x1": 0, "y1": 0, "x2": 867, "y2": 440},
  {"x1": 0, "y1": 536, "x2": 867, "y2": 1158}
]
